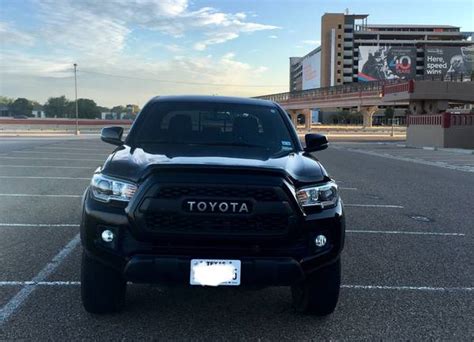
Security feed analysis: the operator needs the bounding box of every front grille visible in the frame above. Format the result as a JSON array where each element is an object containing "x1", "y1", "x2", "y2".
[
  {"x1": 155, "y1": 186, "x2": 279, "y2": 202},
  {"x1": 144, "y1": 213, "x2": 289, "y2": 236}
]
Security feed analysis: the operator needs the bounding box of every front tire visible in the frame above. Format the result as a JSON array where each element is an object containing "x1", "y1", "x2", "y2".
[
  {"x1": 81, "y1": 251, "x2": 126, "y2": 314},
  {"x1": 291, "y1": 259, "x2": 341, "y2": 316}
]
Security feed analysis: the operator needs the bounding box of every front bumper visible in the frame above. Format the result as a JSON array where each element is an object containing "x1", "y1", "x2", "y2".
[
  {"x1": 123, "y1": 256, "x2": 305, "y2": 286},
  {"x1": 81, "y1": 188, "x2": 345, "y2": 286}
]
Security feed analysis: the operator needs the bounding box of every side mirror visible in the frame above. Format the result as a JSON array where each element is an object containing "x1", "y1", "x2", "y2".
[
  {"x1": 101, "y1": 126, "x2": 124, "y2": 146},
  {"x1": 304, "y1": 133, "x2": 328, "y2": 152}
]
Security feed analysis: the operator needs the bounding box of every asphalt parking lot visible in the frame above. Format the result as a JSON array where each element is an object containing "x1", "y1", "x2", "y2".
[{"x1": 0, "y1": 136, "x2": 472, "y2": 340}]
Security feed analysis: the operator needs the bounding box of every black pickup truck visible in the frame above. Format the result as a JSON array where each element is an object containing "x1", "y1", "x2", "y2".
[{"x1": 80, "y1": 95, "x2": 345, "y2": 316}]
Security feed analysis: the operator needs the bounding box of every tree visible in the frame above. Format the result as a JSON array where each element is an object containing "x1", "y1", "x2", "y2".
[
  {"x1": 111, "y1": 105, "x2": 126, "y2": 114},
  {"x1": 384, "y1": 107, "x2": 395, "y2": 120},
  {"x1": 0, "y1": 96, "x2": 14, "y2": 106},
  {"x1": 97, "y1": 106, "x2": 110, "y2": 113},
  {"x1": 348, "y1": 111, "x2": 363, "y2": 124},
  {"x1": 10, "y1": 98, "x2": 33, "y2": 117},
  {"x1": 68, "y1": 98, "x2": 100, "y2": 119},
  {"x1": 44, "y1": 96, "x2": 69, "y2": 118}
]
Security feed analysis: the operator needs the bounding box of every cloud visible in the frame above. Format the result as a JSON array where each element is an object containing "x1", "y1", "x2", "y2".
[
  {"x1": 34, "y1": 0, "x2": 278, "y2": 56},
  {"x1": 0, "y1": 52, "x2": 74, "y2": 78},
  {"x1": 1, "y1": 1, "x2": 285, "y2": 104},
  {"x1": 268, "y1": 35, "x2": 278, "y2": 39},
  {"x1": 301, "y1": 39, "x2": 321, "y2": 46},
  {"x1": 194, "y1": 32, "x2": 239, "y2": 51},
  {"x1": 0, "y1": 22, "x2": 35, "y2": 46}
]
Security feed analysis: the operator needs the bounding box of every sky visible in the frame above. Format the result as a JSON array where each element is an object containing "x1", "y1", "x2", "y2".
[{"x1": 0, "y1": 0, "x2": 473, "y2": 107}]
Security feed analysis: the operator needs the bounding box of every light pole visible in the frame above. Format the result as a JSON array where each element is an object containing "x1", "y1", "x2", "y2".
[{"x1": 74, "y1": 63, "x2": 79, "y2": 135}]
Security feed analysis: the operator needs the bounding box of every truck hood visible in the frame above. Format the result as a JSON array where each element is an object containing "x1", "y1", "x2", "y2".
[{"x1": 101, "y1": 145, "x2": 328, "y2": 185}]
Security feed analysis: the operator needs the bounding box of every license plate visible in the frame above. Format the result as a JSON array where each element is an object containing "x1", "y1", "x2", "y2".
[{"x1": 190, "y1": 259, "x2": 241, "y2": 286}]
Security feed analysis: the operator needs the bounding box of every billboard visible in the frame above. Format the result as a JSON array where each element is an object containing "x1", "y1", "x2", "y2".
[
  {"x1": 424, "y1": 46, "x2": 474, "y2": 78},
  {"x1": 358, "y1": 46, "x2": 416, "y2": 82},
  {"x1": 302, "y1": 51, "x2": 321, "y2": 90}
]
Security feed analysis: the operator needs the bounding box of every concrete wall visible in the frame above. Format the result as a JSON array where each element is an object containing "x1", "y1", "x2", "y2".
[
  {"x1": 444, "y1": 126, "x2": 474, "y2": 148},
  {"x1": 407, "y1": 125, "x2": 445, "y2": 147},
  {"x1": 407, "y1": 125, "x2": 474, "y2": 148}
]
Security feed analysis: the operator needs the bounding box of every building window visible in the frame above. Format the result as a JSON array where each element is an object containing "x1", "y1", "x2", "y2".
[
  {"x1": 338, "y1": 24, "x2": 342, "y2": 29},
  {"x1": 337, "y1": 70, "x2": 341, "y2": 74},
  {"x1": 337, "y1": 78, "x2": 341, "y2": 83},
  {"x1": 337, "y1": 61, "x2": 341, "y2": 65},
  {"x1": 337, "y1": 52, "x2": 341, "y2": 57},
  {"x1": 338, "y1": 34, "x2": 341, "y2": 39},
  {"x1": 338, "y1": 43, "x2": 341, "y2": 48}
]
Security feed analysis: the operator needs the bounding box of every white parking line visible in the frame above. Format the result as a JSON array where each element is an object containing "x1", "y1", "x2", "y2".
[
  {"x1": 0, "y1": 223, "x2": 80, "y2": 227},
  {"x1": 12, "y1": 151, "x2": 108, "y2": 156},
  {"x1": 0, "y1": 234, "x2": 80, "y2": 325},
  {"x1": 0, "y1": 281, "x2": 80, "y2": 286},
  {"x1": 0, "y1": 176, "x2": 89, "y2": 180},
  {"x1": 347, "y1": 230, "x2": 465, "y2": 236},
  {"x1": 0, "y1": 224, "x2": 462, "y2": 238},
  {"x1": 0, "y1": 165, "x2": 93, "y2": 169},
  {"x1": 341, "y1": 285, "x2": 474, "y2": 292},
  {"x1": 344, "y1": 204, "x2": 404, "y2": 208},
  {"x1": 339, "y1": 187, "x2": 358, "y2": 191},
  {"x1": 0, "y1": 281, "x2": 471, "y2": 292},
  {"x1": 334, "y1": 147, "x2": 474, "y2": 173},
  {"x1": 0, "y1": 156, "x2": 103, "y2": 162},
  {"x1": 36, "y1": 147, "x2": 112, "y2": 151},
  {"x1": 0, "y1": 194, "x2": 81, "y2": 198}
]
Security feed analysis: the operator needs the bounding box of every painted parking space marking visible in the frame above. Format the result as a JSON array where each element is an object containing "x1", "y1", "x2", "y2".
[
  {"x1": 0, "y1": 234, "x2": 80, "y2": 325},
  {"x1": 0, "y1": 281, "x2": 80, "y2": 286},
  {"x1": 34, "y1": 147, "x2": 112, "y2": 152},
  {"x1": 346, "y1": 230, "x2": 465, "y2": 236},
  {"x1": 11, "y1": 151, "x2": 109, "y2": 156},
  {"x1": 0, "y1": 165, "x2": 94, "y2": 169},
  {"x1": 332, "y1": 146, "x2": 474, "y2": 173},
  {"x1": 0, "y1": 224, "x2": 464, "y2": 237},
  {"x1": 0, "y1": 176, "x2": 89, "y2": 180},
  {"x1": 0, "y1": 223, "x2": 80, "y2": 227},
  {"x1": 341, "y1": 285, "x2": 474, "y2": 292},
  {"x1": 344, "y1": 204, "x2": 404, "y2": 208},
  {"x1": 0, "y1": 194, "x2": 82, "y2": 198},
  {"x1": 0, "y1": 156, "x2": 104, "y2": 162},
  {"x1": 0, "y1": 281, "x2": 471, "y2": 292}
]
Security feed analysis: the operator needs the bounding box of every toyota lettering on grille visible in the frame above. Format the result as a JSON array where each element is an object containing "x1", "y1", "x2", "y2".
[{"x1": 184, "y1": 200, "x2": 252, "y2": 214}]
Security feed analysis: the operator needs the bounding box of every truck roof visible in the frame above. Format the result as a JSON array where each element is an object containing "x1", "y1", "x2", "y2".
[{"x1": 149, "y1": 95, "x2": 275, "y2": 107}]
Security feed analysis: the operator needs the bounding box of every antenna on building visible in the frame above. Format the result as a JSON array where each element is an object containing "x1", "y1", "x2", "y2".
[{"x1": 345, "y1": 8, "x2": 349, "y2": 15}]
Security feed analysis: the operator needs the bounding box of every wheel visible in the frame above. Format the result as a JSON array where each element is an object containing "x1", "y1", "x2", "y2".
[
  {"x1": 291, "y1": 259, "x2": 341, "y2": 316},
  {"x1": 81, "y1": 251, "x2": 126, "y2": 314}
]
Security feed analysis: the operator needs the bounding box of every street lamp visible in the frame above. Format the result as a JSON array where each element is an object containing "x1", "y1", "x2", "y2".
[{"x1": 74, "y1": 63, "x2": 79, "y2": 135}]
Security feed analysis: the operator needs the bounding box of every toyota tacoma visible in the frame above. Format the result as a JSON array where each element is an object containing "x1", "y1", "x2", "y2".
[{"x1": 80, "y1": 95, "x2": 345, "y2": 315}]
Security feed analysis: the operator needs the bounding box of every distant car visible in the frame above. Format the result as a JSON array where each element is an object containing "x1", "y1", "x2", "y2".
[{"x1": 13, "y1": 115, "x2": 29, "y2": 119}]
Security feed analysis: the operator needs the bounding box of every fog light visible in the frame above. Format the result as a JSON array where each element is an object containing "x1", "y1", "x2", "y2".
[
  {"x1": 314, "y1": 235, "x2": 327, "y2": 247},
  {"x1": 101, "y1": 230, "x2": 114, "y2": 242}
]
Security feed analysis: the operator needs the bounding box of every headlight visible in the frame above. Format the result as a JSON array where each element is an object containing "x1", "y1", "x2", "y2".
[
  {"x1": 91, "y1": 174, "x2": 137, "y2": 202},
  {"x1": 296, "y1": 182, "x2": 338, "y2": 209}
]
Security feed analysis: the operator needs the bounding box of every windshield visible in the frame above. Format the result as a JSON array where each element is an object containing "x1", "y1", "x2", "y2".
[{"x1": 129, "y1": 101, "x2": 296, "y2": 158}]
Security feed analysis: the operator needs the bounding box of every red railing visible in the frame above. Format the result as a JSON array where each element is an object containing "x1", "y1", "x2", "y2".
[
  {"x1": 408, "y1": 114, "x2": 443, "y2": 126},
  {"x1": 383, "y1": 80, "x2": 414, "y2": 95},
  {"x1": 407, "y1": 113, "x2": 474, "y2": 128},
  {"x1": 450, "y1": 113, "x2": 474, "y2": 127}
]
